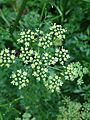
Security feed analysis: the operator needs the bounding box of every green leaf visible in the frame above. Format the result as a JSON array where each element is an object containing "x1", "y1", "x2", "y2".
[{"x1": 82, "y1": 0, "x2": 90, "y2": 2}]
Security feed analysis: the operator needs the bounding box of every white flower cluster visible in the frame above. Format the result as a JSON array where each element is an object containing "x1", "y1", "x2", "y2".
[
  {"x1": 42, "y1": 52, "x2": 52, "y2": 66},
  {"x1": 44, "y1": 75, "x2": 63, "y2": 92},
  {"x1": 31, "y1": 51, "x2": 41, "y2": 68},
  {"x1": 64, "y1": 62, "x2": 89, "y2": 85},
  {"x1": 32, "y1": 65, "x2": 48, "y2": 81},
  {"x1": 10, "y1": 69, "x2": 29, "y2": 89},
  {"x1": 19, "y1": 47, "x2": 34, "y2": 64},
  {"x1": 30, "y1": 52, "x2": 48, "y2": 81},
  {"x1": 55, "y1": 46, "x2": 70, "y2": 65},
  {"x1": 0, "y1": 24, "x2": 88, "y2": 92},
  {"x1": 42, "y1": 52, "x2": 58, "y2": 66},
  {"x1": 42, "y1": 48, "x2": 70, "y2": 67},
  {"x1": 0, "y1": 48, "x2": 15, "y2": 67},
  {"x1": 17, "y1": 29, "x2": 38, "y2": 46},
  {"x1": 49, "y1": 23, "x2": 66, "y2": 44},
  {"x1": 38, "y1": 33, "x2": 53, "y2": 49}
]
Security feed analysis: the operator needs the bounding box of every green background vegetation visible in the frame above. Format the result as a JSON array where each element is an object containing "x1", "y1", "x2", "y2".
[{"x1": 0, "y1": 0, "x2": 90, "y2": 119}]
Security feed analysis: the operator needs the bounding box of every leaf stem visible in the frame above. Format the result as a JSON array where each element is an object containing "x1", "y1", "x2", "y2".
[
  {"x1": 0, "y1": 9, "x2": 10, "y2": 27},
  {"x1": 40, "y1": 2, "x2": 47, "y2": 21}
]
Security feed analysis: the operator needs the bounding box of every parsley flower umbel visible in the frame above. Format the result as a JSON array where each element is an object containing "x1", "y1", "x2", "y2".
[
  {"x1": 0, "y1": 48, "x2": 16, "y2": 67},
  {"x1": 1, "y1": 23, "x2": 88, "y2": 92},
  {"x1": 19, "y1": 47, "x2": 34, "y2": 64},
  {"x1": 10, "y1": 69, "x2": 29, "y2": 89},
  {"x1": 44, "y1": 74, "x2": 63, "y2": 92},
  {"x1": 64, "y1": 62, "x2": 89, "y2": 85},
  {"x1": 49, "y1": 23, "x2": 67, "y2": 46}
]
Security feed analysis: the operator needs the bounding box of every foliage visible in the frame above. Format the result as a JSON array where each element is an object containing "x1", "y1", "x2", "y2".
[
  {"x1": 0, "y1": 0, "x2": 90, "y2": 120},
  {"x1": 57, "y1": 97, "x2": 90, "y2": 120}
]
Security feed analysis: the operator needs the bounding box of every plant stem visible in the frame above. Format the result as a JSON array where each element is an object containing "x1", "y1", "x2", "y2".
[
  {"x1": 49, "y1": 66, "x2": 63, "y2": 72},
  {"x1": 0, "y1": 97, "x2": 22, "y2": 108},
  {"x1": 10, "y1": 0, "x2": 28, "y2": 34},
  {"x1": 0, "y1": 113, "x2": 3, "y2": 120}
]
